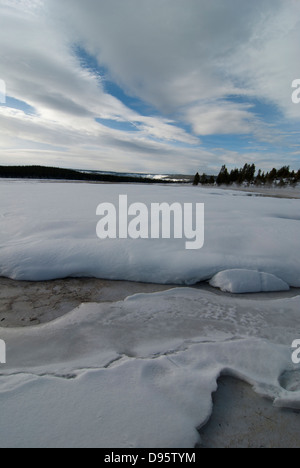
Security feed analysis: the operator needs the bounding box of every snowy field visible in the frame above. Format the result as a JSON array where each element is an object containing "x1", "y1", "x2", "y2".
[
  {"x1": 0, "y1": 180, "x2": 299, "y2": 289},
  {"x1": 0, "y1": 181, "x2": 299, "y2": 448}
]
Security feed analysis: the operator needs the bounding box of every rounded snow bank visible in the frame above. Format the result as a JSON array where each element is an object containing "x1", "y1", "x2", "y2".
[{"x1": 209, "y1": 269, "x2": 290, "y2": 294}]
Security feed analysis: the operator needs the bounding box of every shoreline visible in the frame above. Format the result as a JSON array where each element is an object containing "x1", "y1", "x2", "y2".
[
  {"x1": 198, "y1": 376, "x2": 300, "y2": 448},
  {"x1": 217, "y1": 184, "x2": 300, "y2": 199},
  {"x1": 1, "y1": 276, "x2": 299, "y2": 328},
  {"x1": 1, "y1": 276, "x2": 299, "y2": 448},
  {"x1": 0, "y1": 277, "x2": 173, "y2": 328},
  {"x1": 1, "y1": 178, "x2": 299, "y2": 200}
]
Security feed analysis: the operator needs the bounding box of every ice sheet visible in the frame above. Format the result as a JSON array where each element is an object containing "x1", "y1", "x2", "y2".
[{"x1": 0, "y1": 288, "x2": 299, "y2": 448}]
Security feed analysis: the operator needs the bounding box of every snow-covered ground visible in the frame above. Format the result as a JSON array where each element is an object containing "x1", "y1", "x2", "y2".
[
  {"x1": 0, "y1": 181, "x2": 299, "y2": 448},
  {"x1": 0, "y1": 181, "x2": 299, "y2": 288}
]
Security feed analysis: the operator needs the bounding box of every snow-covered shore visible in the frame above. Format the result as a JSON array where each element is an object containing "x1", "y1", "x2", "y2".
[
  {"x1": 0, "y1": 181, "x2": 299, "y2": 448},
  {"x1": 0, "y1": 276, "x2": 300, "y2": 328}
]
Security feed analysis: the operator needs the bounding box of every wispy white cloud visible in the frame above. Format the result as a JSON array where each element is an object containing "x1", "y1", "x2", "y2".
[
  {"x1": 0, "y1": 0, "x2": 299, "y2": 173},
  {"x1": 184, "y1": 101, "x2": 255, "y2": 136}
]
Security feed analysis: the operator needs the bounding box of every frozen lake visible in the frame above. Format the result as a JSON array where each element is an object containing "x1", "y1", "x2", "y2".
[{"x1": 0, "y1": 181, "x2": 299, "y2": 448}]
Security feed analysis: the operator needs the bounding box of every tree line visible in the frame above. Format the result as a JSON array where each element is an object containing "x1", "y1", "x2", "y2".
[
  {"x1": 193, "y1": 164, "x2": 300, "y2": 187},
  {"x1": 0, "y1": 165, "x2": 165, "y2": 184}
]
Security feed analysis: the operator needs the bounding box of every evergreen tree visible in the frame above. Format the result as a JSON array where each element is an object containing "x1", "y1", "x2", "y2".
[
  {"x1": 216, "y1": 165, "x2": 230, "y2": 185},
  {"x1": 200, "y1": 173, "x2": 208, "y2": 185},
  {"x1": 238, "y1": 163, "x2": 256, "y2": 184},
  {"x1": 277, "y1": 166, "x2": 290, "y2": 179},
  {"x1": 266, "y1": 168, "x2": 277, "y2": 184},
  {"x1": 229, "y1": 168, "x2": 240, "y2": 184},
  {"x1": 247, "y1": 164, "x2": 256, "y2": 183},
  {"x1": 193, "y1": 172, "x2": 200, "y2": 186},
  {"x1": 255, "y1": 169, "x2": 261, "y2": 185},
  {"x1": 278, "y1": 178, "x2": 286, "y2": 187}
]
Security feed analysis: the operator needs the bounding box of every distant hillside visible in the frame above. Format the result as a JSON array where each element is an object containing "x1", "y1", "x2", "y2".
[{"x1": 0, "y1": 166, "x2": 190, "y2": 184}]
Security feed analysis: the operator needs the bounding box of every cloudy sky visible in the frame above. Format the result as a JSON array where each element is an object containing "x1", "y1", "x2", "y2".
[{"x1": 0, "y1": 0, "x2": 300, "y2": 174}]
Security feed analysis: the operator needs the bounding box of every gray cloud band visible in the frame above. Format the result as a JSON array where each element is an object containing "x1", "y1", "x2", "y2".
[
  {"x1": 292, "y1": 80, "x2": 300, "y2": 104},
  {"x1": 0, "y1": 80, "x2": 6, "y2": 104}
]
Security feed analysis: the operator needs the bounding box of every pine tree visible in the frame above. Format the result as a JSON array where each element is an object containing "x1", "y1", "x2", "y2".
[
  {"x1": 200, "y1": 173, "x2": 208, "y2": 185},
  {"x1": 278, "y1": 178, "x2": 286, "y2": 187},
  {"x1": 193, "y1": 172, "x2": 200, "y2": 186},
  {"x1": 266, "y1": 168, "x2": 277, "y2": 184},
  {"x1": 229, "y1": 168, "x2": 239, "y2": 184},
  {"x1": 216, "y1": 165, "x2": 230, "y2": 185},
  {"x1": 277, "y1": 166, "x2": 290, "y2": 179}
]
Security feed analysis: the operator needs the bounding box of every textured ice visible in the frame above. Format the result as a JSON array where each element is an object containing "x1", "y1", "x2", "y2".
[
  {"x1": 0, "y1": 288, "x2": 299, "y2": 448},
  {"x1": 209, "y1": 269, "x2": 290, "y2": 293}
]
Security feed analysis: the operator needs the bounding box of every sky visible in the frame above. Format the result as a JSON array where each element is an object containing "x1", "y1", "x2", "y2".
[{"x1": 0, "y1": 0, "x2": 300, "y2": 175}]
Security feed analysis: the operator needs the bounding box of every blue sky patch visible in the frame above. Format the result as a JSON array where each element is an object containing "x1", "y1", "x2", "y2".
[
  {"x1": 2, "y1": 97, "x2": 36, "y2": 115},
  {"x1": 74, "y1": 45, "x2": 158, "y2": 117},
  {"x1": 225, "y1": 94, "x2": 282, "y2": 123},
  {"x1": 96, "y1": 118, "x2": 139, "y2": 132}
]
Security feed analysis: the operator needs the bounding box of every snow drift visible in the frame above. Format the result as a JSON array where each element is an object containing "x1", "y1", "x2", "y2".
[
  {"x1": 209, "y1": 269, "x2": 290, "y2": 293},
  {"x1": 0, "y1": 181, "x2": 299, "y2": 289}
]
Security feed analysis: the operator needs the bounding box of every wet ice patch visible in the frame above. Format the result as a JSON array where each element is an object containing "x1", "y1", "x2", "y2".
[
  {"x1": 209, "y1": 269, "x2": 290, "y2": 294},
  {"x1": 279, "y1": 370, "x2": 300, "y2": 392}
]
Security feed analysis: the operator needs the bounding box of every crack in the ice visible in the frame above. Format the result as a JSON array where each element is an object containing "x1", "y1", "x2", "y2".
[
  {"x1": 0, "y1": 337, "x2": 246, "y2": 381},
  {"x1": 103, "y1": 355, "x2": 127, "y2": 369},
  {"x1": 0, "y1": 371, "x2": 78, "y2": 381}
]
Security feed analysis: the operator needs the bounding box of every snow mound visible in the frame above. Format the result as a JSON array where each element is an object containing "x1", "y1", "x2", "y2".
[{"x1": 209, "y1": 269, "x2": 290, "y2": 293}]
